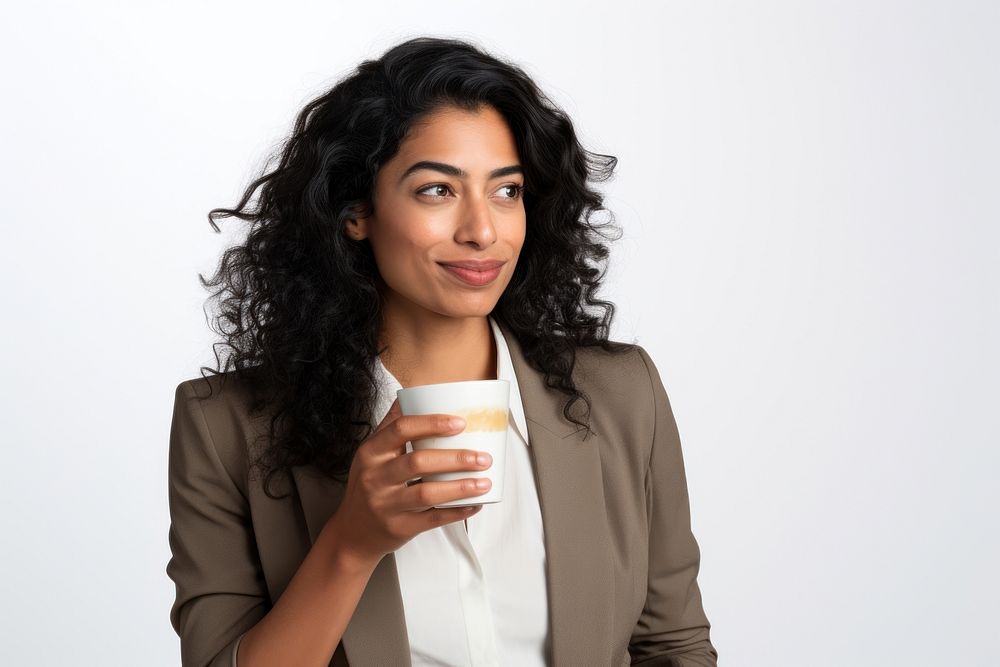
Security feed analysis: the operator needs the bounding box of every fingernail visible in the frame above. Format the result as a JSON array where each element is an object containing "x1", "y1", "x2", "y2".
[
  {"x1": 475, "y1": 478, "x2": 491, "y2": 489},
  {"x1": 450, "y1": 417, "x2": 466, "y2": 429},
  {"x1": 477, "y1": 453, "x2": 491, "y2": 466}
]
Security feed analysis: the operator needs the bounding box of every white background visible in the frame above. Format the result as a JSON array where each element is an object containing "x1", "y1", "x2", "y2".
[{"x1": 1, "y1": 1, "x2": 997, "y2": 665}]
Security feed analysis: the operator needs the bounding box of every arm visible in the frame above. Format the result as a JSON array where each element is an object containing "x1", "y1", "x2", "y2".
[
  {"x1": 166, "y1": 381, "x2": 379, "y2": 667},
  {"x1": 628, "y1": 347, "x2": 719, "y2": 667},
  {"x1": 166, "y1": 380, "x2": 270, "y2": 666}
]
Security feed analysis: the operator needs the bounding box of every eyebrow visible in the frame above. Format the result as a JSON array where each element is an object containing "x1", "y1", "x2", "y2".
[{"x1": 398, "y1": 160, "x2": 523, "y2": 184}]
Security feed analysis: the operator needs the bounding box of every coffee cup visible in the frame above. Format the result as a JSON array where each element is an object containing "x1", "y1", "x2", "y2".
[{"x1": 396, "y1": 379, "x2": 508, "y2": 508}]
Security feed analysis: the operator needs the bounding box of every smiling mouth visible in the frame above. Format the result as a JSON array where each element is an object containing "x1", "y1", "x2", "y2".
[{"x1": 438, "y1": 263, "x2": 504, "y2": 287}]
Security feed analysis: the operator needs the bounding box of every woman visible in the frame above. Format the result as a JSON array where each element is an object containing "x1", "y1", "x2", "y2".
[{"x1": 166, "y1": 36, "x2": 718, "y2": 667}]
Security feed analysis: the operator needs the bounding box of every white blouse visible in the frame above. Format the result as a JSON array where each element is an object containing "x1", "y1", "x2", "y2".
[{"x1": 372, "y1": 314, "x2": 550, "y2": 666}]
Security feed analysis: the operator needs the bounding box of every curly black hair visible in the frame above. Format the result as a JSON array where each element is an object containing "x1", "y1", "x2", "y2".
[{"x1": 195, "y1": 35, "x2": 636, "y2": 500}]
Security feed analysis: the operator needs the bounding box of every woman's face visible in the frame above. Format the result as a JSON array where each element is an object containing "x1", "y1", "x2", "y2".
[{"x1": 348, "y1": 104, "x2": 526, "y2": 322}]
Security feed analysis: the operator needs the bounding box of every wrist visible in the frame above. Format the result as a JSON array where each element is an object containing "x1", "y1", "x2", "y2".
[{"x1": 318, "y1": 516, "x2": 382, "y2": 577}]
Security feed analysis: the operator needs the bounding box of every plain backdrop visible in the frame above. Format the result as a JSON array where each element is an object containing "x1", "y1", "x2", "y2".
[{"x1": 1, "y1": 1, "x2": 996, "y2": 665}]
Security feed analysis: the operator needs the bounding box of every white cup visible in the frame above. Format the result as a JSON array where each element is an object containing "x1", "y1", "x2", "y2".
[{"x1": 396, "y1": 379, "x2": 509, "y2": 508}]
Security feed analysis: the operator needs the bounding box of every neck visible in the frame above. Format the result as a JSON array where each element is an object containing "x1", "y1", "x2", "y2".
[{"x1": 377, "y1": 306, "x2": 497, "y2": 389}]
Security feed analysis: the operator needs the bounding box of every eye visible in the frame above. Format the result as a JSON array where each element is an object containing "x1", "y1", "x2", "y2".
[
  {"x1": 415, "y1": 183, "x2": 526, "y2": 201},
  {"x1": 499, "y1": 184, "x2": 526, "y2": 201},
  {"x1": 416, "y1": 183, "x2": 453, "y2": 199}
]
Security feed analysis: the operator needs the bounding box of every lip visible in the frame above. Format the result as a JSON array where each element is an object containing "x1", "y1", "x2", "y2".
[
  {"x1": 437, "y1": 259, "x2": 507, "y2": 270},
  {"x1": 438, "y1": 262, "x2": 505, "y2": 287}
]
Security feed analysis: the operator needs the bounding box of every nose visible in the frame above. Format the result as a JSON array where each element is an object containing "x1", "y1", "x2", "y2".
[{"x1": 454, "y1": 196, "x2": 498, "y2": 248}]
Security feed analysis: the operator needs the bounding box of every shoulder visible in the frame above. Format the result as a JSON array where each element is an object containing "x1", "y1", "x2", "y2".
[
  {"x1": 569, "y1": 339, "x2": 659, "y2": 425},
  {"x1": 573, "y1": 339, "x2": 671, "y2": 435},
  {"x1": 571, "y1": 339, "x2": 652, "y2": 397},
  {"x1": 172, "y1": 372, "x2": 272, "y2": 487},
  {"x1": 564, "y1": 341, "x2": 667, "y2": 479},
  {"x1": 175, "y1": 371, "x2": 256, "y2": 410}
]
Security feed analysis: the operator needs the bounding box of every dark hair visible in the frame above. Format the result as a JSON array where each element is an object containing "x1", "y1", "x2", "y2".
[{"x1": 197, "y1": 35, "x2": 635, "y2": 499}]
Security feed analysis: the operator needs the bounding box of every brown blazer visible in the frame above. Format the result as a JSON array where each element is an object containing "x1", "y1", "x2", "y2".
[{"x1": 166, "y1": 320, "x2": 718, "y2": 666}]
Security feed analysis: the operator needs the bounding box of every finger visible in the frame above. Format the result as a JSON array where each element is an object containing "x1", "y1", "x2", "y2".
[
  {"x1": 381, "y1": 447, "x2": 490, "y2": 488},
  {"x1": 401, "y1": 504, "x2": 483, "y2": 532},
  {"x1": 370, "y1": 412, "x2": 466, "y2": 461},
  {"x1": 391, "y1": 477, "x2": 492, "y2": 514}
]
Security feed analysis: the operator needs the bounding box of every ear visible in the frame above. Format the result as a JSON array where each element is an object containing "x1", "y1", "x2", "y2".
[
  {"x1": 344, "y1": 218, "x2": 367, "y2": 240},
  {"x1": 344, "y1": 201, "x2": 372, "y2": 240}
]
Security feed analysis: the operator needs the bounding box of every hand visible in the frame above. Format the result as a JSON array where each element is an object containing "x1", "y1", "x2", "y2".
[{"x1": 325, "y1": 397, "x2": 494, "y2": 567}]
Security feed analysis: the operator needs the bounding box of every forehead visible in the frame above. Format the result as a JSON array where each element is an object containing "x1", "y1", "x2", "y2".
[{"x1": 395, "y1": 105, "x2": 519, "y2": 160}]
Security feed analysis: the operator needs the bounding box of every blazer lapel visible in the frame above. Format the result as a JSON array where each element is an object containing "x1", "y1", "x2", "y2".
[
  {"x1": 290, "y1": 319, "x2": 615, "y2": 666},
  {"x1": 499, "y1": 320, "x2": 617, "y2": 666}
]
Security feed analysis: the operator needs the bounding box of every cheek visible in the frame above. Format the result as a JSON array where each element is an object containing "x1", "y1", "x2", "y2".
[
  {"x1": 510, "y1": 221, "x2": 527, "y2": 253},
  {"x1": 369, "y1": 221, "x2": 440, "y2": 280}
]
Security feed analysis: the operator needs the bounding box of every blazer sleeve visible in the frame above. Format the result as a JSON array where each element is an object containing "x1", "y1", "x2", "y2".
[
  {"x1": 629, "y1": 346, "x2": 719, "y2": 667},
  {"x1": 166, "y1": 380, "x2": 270, "y2": 667}
]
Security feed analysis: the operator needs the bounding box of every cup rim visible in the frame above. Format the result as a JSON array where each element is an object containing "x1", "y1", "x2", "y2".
[{"x1": 396, "y1": 378, "x2": 509, "y2": 394}]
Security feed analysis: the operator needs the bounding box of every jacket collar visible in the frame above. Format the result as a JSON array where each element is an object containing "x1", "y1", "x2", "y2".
[{"x1": 291, "y1": 318, "x2": 614, "y2": 665}]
